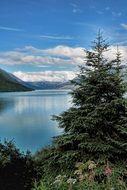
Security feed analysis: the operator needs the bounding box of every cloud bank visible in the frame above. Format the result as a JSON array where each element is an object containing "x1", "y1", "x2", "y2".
[
  {"x1": 0, "y1": 46, "x2": 84, "y2": 66},
  {"x1": 1, "y1": 45, "x2": 127, "y2": 82},
  {"x1": 0, "y1": 45, "x2": 127, "y2": 67},
  {"x1": 14, "y1": 71, "x2": 76, "y2": 82}
]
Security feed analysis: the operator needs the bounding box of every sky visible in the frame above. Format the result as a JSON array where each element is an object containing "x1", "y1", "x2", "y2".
[{"x1": 0, "y1": 0, "x2": 127, "y2": 82}]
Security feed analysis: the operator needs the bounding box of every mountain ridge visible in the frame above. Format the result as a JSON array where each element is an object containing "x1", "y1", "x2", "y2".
[
  {"x1": 0, "y1": 68, "x2": 74, "y2": 92},
  {"x1": 0, "y1": 68, "x2": 33, "y2": 92}
]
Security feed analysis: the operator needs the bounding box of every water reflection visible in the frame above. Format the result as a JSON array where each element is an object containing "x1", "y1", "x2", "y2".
[
  {"x1": 0, "y1": 98, "x2": 13, "y2": 114},
  {"x1": 0, "y1": 90, "x2": 71, "y2": 153}
]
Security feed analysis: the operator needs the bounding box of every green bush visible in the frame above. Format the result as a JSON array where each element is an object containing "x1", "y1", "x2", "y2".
[{"x1": 0, "y1": 140, "x2": 38, "y2": 190}]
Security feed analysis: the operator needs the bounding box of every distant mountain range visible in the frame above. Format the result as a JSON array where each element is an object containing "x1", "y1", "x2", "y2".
[
  {"x1": 0, "y1": 68, "x2": 74, "y2": 92},
  {"x1": 27, "y1": 81, "x2": 74, "y2": 90},
  {"x1": 0, "y1": 68, "x2": 33, "y2": 92}
]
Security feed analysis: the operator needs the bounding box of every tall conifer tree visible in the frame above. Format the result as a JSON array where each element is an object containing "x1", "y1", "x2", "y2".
[{"x1": 38, "y1": 32, "x2": 127, "y2": 172}]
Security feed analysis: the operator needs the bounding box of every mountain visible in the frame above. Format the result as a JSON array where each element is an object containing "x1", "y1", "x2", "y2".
[
  {"x1": 27, "y1": 81, "x2": 74, "y2": 90},
  {"x1": 0, "y1": 68, "x2": 33, "y2": 92}
]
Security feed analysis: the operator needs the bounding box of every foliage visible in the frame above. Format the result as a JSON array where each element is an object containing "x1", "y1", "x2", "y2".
[
  {"x1": 32, "y1": 160, "x2": 127, "y2": 190},
  {"x1": 32, "y1": 181, "x2": 48, "y2": 190},
  {"x1": 0, "y1": 140, "x2": 38, "y2": 190}
]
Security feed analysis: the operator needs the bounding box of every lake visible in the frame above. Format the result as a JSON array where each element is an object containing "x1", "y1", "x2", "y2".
[{"x1": 0, "y1": 90, "x2": 72, "y2": 153}]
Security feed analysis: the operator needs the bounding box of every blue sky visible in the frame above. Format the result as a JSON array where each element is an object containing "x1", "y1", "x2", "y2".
[{"x1": 0, "y1": 0, "x2": 127, "y2": 82}]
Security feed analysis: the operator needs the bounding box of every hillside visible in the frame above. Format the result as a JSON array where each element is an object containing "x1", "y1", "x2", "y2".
[{"x1": 0, "y1": 68, "x2": 33, "y2": 92}]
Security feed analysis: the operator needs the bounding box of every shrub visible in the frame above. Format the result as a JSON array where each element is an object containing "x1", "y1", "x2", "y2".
[{"x1": 0, "y1": 140, "x2": 38, "y2": 190}]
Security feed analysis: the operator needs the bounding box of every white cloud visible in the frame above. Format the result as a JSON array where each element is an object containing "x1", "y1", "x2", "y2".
[
  {"x1": 70, "y1": 2, "x2": 82, "y2": 13},
  {"x1": 70, "y1": 3, "x2": 78, "y2": 8},
  {"x1": 13, "y1": 71, "x2": 77, "y2": 82},
  {"x1": 104, "y1": 46, "x2": 127, "y2": 63},
  {"x1": 20, "y1": 45, "x2": 85, "y2": 58},
  {"x1": 42, "y1": 46, "x2": 84, "y2": 57},
  {"x1": 0, "y1": 46, "x2": 85, "y2": 66},
  {"x1": 0, "y1": 26, "x2": 24, "y2": 32},
  {"x1": 0, "y1": 51, "x2": 73, "y2": 65},
  {"x1": 40, "y1": 35, "x2": 73, "y2": 40},
  {"x1": 105, "y1": 7, "x2": 110, "y2": 11},
  {"x1": 112, "y1": 11, "x2": 122, "y2": 17},
  {"x1": 72, "y1": 8, "x2": 82, "y2": 13},
  {"x1": 121, "y1": 23, "x2": 127, "y2": 30}
]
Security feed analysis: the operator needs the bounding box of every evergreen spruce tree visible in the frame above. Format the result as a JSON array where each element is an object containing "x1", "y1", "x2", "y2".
[{"x1": 37, "y1": 32, "x2": 127, "y2": 174}]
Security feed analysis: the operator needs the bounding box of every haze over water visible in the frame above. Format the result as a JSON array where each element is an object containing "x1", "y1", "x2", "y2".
[{"x1": 0, "y1": 90, "x2": 71, "y2": 153}]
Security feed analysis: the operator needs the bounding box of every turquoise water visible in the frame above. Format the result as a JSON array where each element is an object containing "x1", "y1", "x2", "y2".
[{"x1": 0, "y1": 90, "x2": 72, "y2": 153}]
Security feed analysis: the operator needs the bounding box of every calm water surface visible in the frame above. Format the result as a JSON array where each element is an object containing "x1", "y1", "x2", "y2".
[{"x1": 0, "y1": 90, "x2": 72, "y2": 153}]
